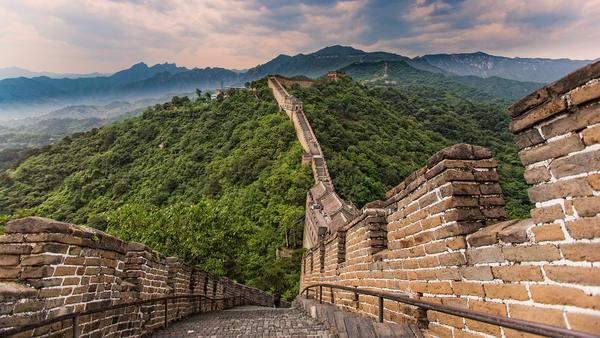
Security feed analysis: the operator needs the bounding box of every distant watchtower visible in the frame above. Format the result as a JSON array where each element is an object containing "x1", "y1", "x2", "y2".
[{"x1": 326, "y1": 71, "x2": 345, "y2": 81}]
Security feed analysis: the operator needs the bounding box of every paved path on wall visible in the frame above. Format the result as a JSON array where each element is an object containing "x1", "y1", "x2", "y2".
[{"x1": 151, "y1": 306, "x2": 334, "y2": 338}]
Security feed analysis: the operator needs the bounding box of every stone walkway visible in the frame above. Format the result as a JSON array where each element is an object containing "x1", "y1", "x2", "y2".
[{"x1": 151, "y1": 306, "x2": 334, "y2": 338}]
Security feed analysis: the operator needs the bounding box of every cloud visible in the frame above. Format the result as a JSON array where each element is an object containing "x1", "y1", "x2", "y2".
[{"x1": 0, "y1": 0, "x2": 598, "y2": 73}]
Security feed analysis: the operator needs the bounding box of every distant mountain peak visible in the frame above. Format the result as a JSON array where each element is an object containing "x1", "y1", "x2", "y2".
[
  {"x1": 312, "y1": 45, "x2": 366, "y2": 56},
  {"x1": 130, "y1": 62, "x2": 149, "y2": 69}
]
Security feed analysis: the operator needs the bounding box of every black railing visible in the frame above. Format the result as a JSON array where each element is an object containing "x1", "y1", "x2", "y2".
[
  {"x1": 0, "y1": 294, "x2": 243, "y2": 338},
  {"x1": 301, "y1": 283, "x2": 599, "y2": 338}
]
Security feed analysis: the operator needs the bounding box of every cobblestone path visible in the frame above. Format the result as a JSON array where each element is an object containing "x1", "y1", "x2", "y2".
[{"x1": 152, "y1": 306, "x2": 334, "y2": 338}]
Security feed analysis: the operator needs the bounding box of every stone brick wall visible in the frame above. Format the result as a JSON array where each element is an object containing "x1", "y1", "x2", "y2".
[
  {"x1": 299, "y1": 58, "x2": 600, "y2": 338},
  {"x1": 0, "y1": 217, "x2": 276, "y2": 337},
  {"x1": 267, "y1": 75, "x2": 358, "y2": 249}
]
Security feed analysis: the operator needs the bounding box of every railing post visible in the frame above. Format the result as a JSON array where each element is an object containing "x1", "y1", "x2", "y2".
[
  {"x1": 319, "y1": 285, "x2": 323, "y2": 304},
  {"x1": 378, "y1": 296, "x2": 384, "y2": 323},
  {"x1": 164, "y1": 298, "x2": 168, "y2": 328},
  {"x1": 72, "y1": 315, "x2": 80, "y2": 338},
  {"x1": 331, "y1": 287, "x2": 334, "y2": 304}
]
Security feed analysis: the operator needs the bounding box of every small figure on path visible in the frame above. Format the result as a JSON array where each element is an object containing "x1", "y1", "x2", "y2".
[{"x1": 273, "y1": 292, "x2": 281, "y2": 308}]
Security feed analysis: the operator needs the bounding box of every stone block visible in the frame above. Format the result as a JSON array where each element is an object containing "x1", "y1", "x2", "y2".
[
  {"x1": 5, "y1": 217, "x2": 76, "y2": 234},
  {"x1": 502, "y1": 244, "x2": 560, "y2": 262},
  {"x1": 582, "y1": 124, "x2": 600, "y2": 145},
  {"x1": 0, "y1": 282, "x2": 37, "y2": 300},
  {"x1": 497, "y1": 218, "x2": 533, "y2": 243},
  {"x1": 426, "y1": 144, "x2": 491, "y2": 168},
  {"x1": 511, "y1": 96, "x2": 567, "y2": 133},
  {"x1": 550, "y1": 148, "x2": 600, "y2": 178},
  {"x1": 531, "y1": 223, "x2": 565, "y2": 242},
  {"x1": 528, "y1": 177, "x2": 593, "y2": 203},
  {"x1": 541, "y1": 103, "x2": 600, "y2": 139},
  {"x1": 508, "y1": 87, "x2": 550, "y2": 117},
  {"x1": 519, "y1": 134, "x2": 584, "y2": 165},
  {"x1": 514, "y1": 128, "x2": 545, "y2": 150},
  {"x1": 523, "y1": 166, "x2": 551, "y2": 184}
]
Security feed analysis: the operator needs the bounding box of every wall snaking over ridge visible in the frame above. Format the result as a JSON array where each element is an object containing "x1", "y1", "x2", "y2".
[
  {"x1": 299, "y1": 61, "x2": 600, "y2": 337},
  {"x1": 267, "y1": 75, "x2": 358, "y2": 249}
]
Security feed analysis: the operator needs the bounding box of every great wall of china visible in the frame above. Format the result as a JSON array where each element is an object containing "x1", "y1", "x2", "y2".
[
  {"x1": 0, "y1": 63, "x2": 599, "y2": 337},
  {"x1": 267, "y1": 75, "x2": 358, "y2": 249},
  {"x1": 297, "y1": 62, "x2": 600, "y2": 337}
]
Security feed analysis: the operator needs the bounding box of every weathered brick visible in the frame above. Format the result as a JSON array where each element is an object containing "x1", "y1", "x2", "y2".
[
  {"x1": 560, "y1": 243, "x2": 600, "y2": 261},
  {"x1": 0, "y1": 244, "x2": 32, "y2": 255},
  {"x1": 466, "y1": 301, "x2": 506, "y2": 336},
  {"x1": 582, "y1": 123, "x2": 600, "y2": 145},
  {"x1": 573, "y1": 196, "x2": 600, "y2": 217},
  {"x1": 531, "y1": 204, "x2": 564, "y2": 224},
  {"x1": 550, "y1": 149, "x2": 600, "y2": 178},
  {"x1": 541, "y1": 103, "x2": 600, "y2": 139},
  {"x1": 21, "y1": 266, "x2": 54, "y2": 279},
  {"x1": 528, "y1": 177, "x2": 593, "y2": 203},
  {"x1": 587, "y1": 173, "x2": 600, "y2": 190},
  {"x1": 492, "y1": 265, "x2": 544, "y2": 282},
  {"x1": 530, "y1": 285, "x2": 600, "y2": 309},
  {"x1": 515, "y1": 128, "x2": 545, "y2": 150},
  {"x1": 567, "y1": 313, "x2": 600, "y2": 335},
  {"x1": 511, "y1": 96, "x2": 567, "y2": 133},
  {"x1": 484, "y1": 284, "x2": 529, "y2": 301},
  {"x1": 523, "y1": 166, "x2": 551, "y2": 184},
  {"x1": 466, "y1": 220, "x2": 518, "y2": 247},
  {"x1": 20, "y1": 255, "x2": 62, "y2": 266},
  {"x1": 509, "y1": 87, "x2": 549, "y2": 117},
  {"x1": 519, "y1": 134, "x2": 584, "y2": 165},
  {"x1": 570, "y1": 81, "x2": 600, "y2": 106},
  {"x1": 508, "y1": 304, "x2": 566, "y2": 327},
  {"x1": 566, "y1": 216, "x2": 600, "y2": 239},
  {"x1": 0, "y1": 256, "x2": 19, "y2": 266},
  {"x1": 498, "y1": 219, "x2": 532, "y2": 244},
  {"x1": 531, "y1": 223, "x2": 565, "y2": 241},
  {"x1": 466, "y1": 247, "x2": 504, "y2": 264},
  {"x1": 445, "y1": 236, "x2": 467, "y2": 250},
  {"x1": 502, "y1": 245, "x2": 560, "y2": 262},
  {"x1": 544, "y1": 265, "x2": 600, "y2": 286},
  {"x1": 459, "y1": 266, "x2": 493, "y2": 281},
  {"x1": 0, "y1": 267, "x2": 20, "y2": 279},
  {"x1": 452, "y1": 282, "x2": 485, "y2": 296}
]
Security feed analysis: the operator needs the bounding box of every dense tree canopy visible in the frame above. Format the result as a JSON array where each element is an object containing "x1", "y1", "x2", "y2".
[{"x1": 0, "y1": 71, "x2": 532, "y2": 298}]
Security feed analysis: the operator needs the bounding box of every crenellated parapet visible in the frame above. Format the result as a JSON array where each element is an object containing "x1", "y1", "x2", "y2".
[
  {"x1": 299, "y1": 61, "x2": 600, "y2": 337},
  {"x1": 0, "y1": 217, "x2": 278, "y2": 337}
]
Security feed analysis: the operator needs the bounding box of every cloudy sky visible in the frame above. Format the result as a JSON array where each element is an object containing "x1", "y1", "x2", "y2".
[{"x1": 0, "y1": 0, "x2": 599, "y2": 73}]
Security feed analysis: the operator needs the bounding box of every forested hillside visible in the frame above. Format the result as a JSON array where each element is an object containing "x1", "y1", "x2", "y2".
[
  {"x1": 291, "y1": 75, "x2": 530, "y2": 218},
  {"x1": 0, "y1": 87, "x2": 313, "y2": 299},
  {"x1": 0, "y1": 73, "x2": 532, "y2": 298}
]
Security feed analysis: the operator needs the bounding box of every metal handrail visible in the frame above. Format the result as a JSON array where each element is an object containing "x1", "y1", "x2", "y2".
[
  {"x1": 0, "y1": 294, "x2": 242, "y2": 337},
  {"x1": 301, "y1": 283, "x2": 599, "y2": 338}
]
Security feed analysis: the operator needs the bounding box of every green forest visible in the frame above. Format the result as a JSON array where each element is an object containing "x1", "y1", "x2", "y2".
[
  {"x1": 0, "y1": 67, "x2": 533, "y2": 298},
  {"x1": 290, "y1": 72, "x2": 531, "y2": 218}
]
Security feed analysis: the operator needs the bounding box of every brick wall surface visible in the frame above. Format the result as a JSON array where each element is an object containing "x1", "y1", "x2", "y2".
[
  {"x1": 0, "y1": 217, "x2": 276, "y2": 337},
  {"x1": 300, "y1": 61, "x2": 600, "y2": 337}
]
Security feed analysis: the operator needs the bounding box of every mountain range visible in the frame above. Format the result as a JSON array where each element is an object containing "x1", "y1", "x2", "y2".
[{"x1": 0, "y1": 45, "x2": 592, "y2": 121}]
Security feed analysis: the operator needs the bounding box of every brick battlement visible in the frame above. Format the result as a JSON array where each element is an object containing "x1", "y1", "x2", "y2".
[
  {"x1": 0, "y1": 217, "x2": 276, "y2": 336},
  {"x1": 267, "y1": 75, "x2": 358, "y2": 249},
  {"x1": 300, "y1": 61, "x2": 600, "y2": 337}
]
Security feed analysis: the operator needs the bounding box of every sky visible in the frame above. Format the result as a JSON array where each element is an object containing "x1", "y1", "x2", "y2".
[{"x1": 0, "y1": 0, "x2": 599, "y2": 73}]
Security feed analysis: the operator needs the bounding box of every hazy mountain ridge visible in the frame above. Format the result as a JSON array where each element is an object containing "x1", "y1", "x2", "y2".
[
  {"x1": 0, "y1": 67, "x2": 106, "y2": 80},
  {"x1": 415, "y1": 52, "x2": 591, "y2": 82},
  {"x1": 0, "y1": 45, "x2": 591, "y2": 121}
]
